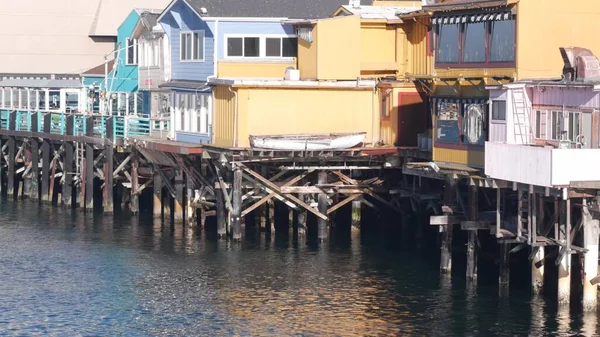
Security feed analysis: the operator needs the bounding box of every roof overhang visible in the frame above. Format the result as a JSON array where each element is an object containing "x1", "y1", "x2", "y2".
[
  {"x1": 423, "y1": 0, "x2": 517, "y2": 12},
  {"x1": 208, "y1": 78, "x2": 377, "y2": 89}
]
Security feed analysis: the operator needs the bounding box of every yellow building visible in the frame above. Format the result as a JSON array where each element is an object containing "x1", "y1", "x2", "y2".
[
  {"x1": 405, "y1": 0, "x2": 600, "y2": 168},
  {"x1": 210, "y1": 1, "x2": 435, "y2": 148}
]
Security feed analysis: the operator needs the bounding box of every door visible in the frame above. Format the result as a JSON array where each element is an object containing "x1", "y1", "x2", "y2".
[{"x1": 397, "y1": 92, "x2": 426, "y2": 146}]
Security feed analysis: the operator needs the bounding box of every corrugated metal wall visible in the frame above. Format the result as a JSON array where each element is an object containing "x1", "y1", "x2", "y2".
[
  {"x1": 532, "y1": 86, "x2": 600, "y2": 109},
  {"x1": 213, "y1": 86, "x2": 235, "y2": 147},
  {"x1": 406, "y1": 17, "x2": 432, "y2": 76}
]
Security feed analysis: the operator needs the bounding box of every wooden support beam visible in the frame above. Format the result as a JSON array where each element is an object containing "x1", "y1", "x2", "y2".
[
  {"x1": 213, "y1": 162, "x2": 233, "y2": 213},
  {"x1": 129, "y1": 154, "x2": 139, "y2": 215},
  {"x1": 231, "y1": 169, "x2": 242, "y2": 240},
  {"x1": 63, "y1": 115, "x2": 74, "y2": 207},
  {"x1": 466, "y1": 185, "x2": 478, "y2": 280},
  {"x1": 85, "y1": 116, "x2": 94, "y2": 210},
  {"x1": 216, "y1": 180, "x2": 227, "y2": 238},
  {"x1": 30, "y1": 138, "x2": 39, "y2": 201},
  {"x1": 318, "y1": 171, "x2": 328, "y2": 240},
  {"x1": 103, "y1": 117, "x2": 114, "y2": 214},
  {"x1": 7, "y1": 135, "x2": 15, "y2": 196},
  {"x1": 153, "y1": 170, "x2": 162, "y2": 219},
  {"x1": 430, "y1": 215, "x2": 462, "y2": 225},
  {"x1": 241, "y1": 168, "x2": 315, "y2": 218},
  {"x1": 327, "y1": 194, "x2": 361, "y2": 215}
]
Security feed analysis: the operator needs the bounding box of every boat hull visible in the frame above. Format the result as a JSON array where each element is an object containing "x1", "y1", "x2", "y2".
[{"x1": 250, "y1": 132, "x2": 366, "y2": 150}]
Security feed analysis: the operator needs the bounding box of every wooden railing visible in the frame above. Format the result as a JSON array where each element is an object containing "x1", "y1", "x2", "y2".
[{"x1": 0, "y1": 109, "x2": 157, "y2": 141}]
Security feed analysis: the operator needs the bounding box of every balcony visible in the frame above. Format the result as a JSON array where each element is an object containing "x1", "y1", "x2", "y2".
[{"x1": 485, "y1": 142, "x2": 600, "y2": 188}]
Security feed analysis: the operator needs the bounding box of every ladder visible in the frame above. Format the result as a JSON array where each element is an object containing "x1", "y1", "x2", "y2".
[{"x1": 512, "y1": 87, "x2": 533, "y2": 144}]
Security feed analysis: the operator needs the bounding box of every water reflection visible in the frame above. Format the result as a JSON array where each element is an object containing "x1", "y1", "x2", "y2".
[{"x1": 0, "y1": 198, "x2": 599, "y2": 336}]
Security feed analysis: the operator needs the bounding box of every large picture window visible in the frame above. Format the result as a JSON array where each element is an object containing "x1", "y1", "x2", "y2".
[
  {"x1": 181, "y1": 31, "x2": 204, "y2": 61},
  {"x1": 226, "y1": 35, "x2": 298, "y2": 58},
  {"x1": 435, "y1": 100, "x2": 487, "y2": 147},
  {"x1": 434, "y1": 15, "x2": 515, "y2": 67}
]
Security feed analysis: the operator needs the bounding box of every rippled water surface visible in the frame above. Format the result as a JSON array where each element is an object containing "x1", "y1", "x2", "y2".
[{"x1": 0, "y1": 199, "x2": 599, "y2": 336}]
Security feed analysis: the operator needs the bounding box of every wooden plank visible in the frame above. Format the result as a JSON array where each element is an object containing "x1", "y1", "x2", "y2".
[
  {"x1": 430, "y1": 215, "x2": 463, "y2": 225},
  {"x1": 242, "y1": 166, "x2": 326, "y2": 220},
  {"x1": 213, "y1": 163, "x2": 233, "y2": 213},
  {"x1": 332, "y1": 170, "x2": 401, "y2": 213},
  {"x1": 240, "y1": 169, "x2": 313, "y2": 217},
  {"x1": 327, "y1": 194, "x2": 361, "y2": 215}
]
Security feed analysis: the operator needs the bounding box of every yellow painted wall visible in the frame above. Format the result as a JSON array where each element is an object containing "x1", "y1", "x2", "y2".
[
  {"x1": 214, "y1": 86, "x2": 378, "y2": 148},
  {"x1": 516, "y1": 0, "x2": 600, "y2": 80},
  {"x1": 217, "y1": 61, "x2": 295, "y2": 79},
  {"x1": 213, "y1": 86, "x2": 236, "y2": 147},
  {"x1": 433, "y1": 147, "x2": 485, "y2": 168},
  {"x1": 380, "y1": 86, "x2": 421, "y2": 146},
  {"x1": 360, "y1": 23, "x2": 396, "y2": 75},
  {"x1": 316, "y1": 15, "x2": 361, "y2": 80},
  {"x1": 404, "y1": 17, "x2": 432, "y2": 76},
  {"x1": 298, "y1": 24, "x2": 318, "y2": 80}
]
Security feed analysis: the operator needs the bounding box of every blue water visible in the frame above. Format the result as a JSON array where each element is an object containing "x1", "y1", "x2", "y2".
[{"x1": 0, "y1": 199, "x2": 598, "y2": 336}]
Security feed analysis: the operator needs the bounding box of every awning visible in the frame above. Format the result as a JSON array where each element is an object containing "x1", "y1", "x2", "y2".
[
  {"x1": 430, "y1": 97, "x2": 488, "y2": 104},
  {"x1": 158, "y1": 80, "x2": 210, "y2": 92},
  {"x1": 432, "y1": 11, "x2": 513, "y2": 25},
  {"x1": 0, "y1": 78, "x2": 82, "y2": 89}
]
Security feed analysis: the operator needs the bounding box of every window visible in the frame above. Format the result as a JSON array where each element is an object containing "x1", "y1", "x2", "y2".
[
  {"x1": 181, "y1": 31, "x2": 204, "y2": 61},
  {"x1": 19, "y1": 89, "x2": 27, "y2": 109},
  {"x1": 381, "y1": 95, "x2": 390, "y2": 118},
  {"x1": 436, "y1": 102, "x2": 460, "y2": 144},
  {"x1": 435, "y1": 16, "x2": 515, "y2": 66},
  {"x1": 437, "y1": 24, "x2": 460, "y2": 63},
  {"x1": 226, "y1": 36, "x2": 298, "y2": 58},
  {"x1": 535, "y1": 110, "x2": 547, "y2": 139},
  {"x1": 463, "y1": 104, "x2": 485, "y2": 145},
  {"x1": 126, "y1": 38, "x2": 138, "y2": 65},
  {"x1": 551, "y1": 110, "x2": 563, "y2": 140},
  {"x1": 568, "y1": 111, "x2": 581, "y2": 142},
  {"x1": 66, "y1": 92, "x2": 79, "y2": 112},
  {"x1": 492, "y1": 100, "x2": 506, "y2": 121},
  {"x1": 435, "y1": 101, "x2": 486, "y2": 146},
  {"x1": 49, "y1": 90, "x2": 60, "y2": 110},
  {"x1": 490, "y1": 20, "x2": 515, "y2": 62},
  {"x1": 463, "y1": 22, "x2": 486, "y2": 63}
]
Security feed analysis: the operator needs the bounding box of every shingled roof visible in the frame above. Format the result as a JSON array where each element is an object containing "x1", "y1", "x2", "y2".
[{"x1": 185, "y1": 0, "x2": 372, "y2": 19}]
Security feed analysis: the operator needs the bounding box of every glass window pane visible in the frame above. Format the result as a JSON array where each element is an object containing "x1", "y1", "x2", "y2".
[
  {"x1": 463, "y1": 22, "x2": 486, "y2": 63},
  {"x1": 491, "y1": 20, "x2": 515, "y2": 62},
  {"x1": 535, "y1": 110, "x2": 541, "y2": 138},
  {"x1": 244, "y1": 37, "x2": 260, "y2": 57},
  {"x1": 127, "y1": 39, "x2": 134, "y2": 64},
  {"x1": 49, "y1": 90, "x2": 60, "y2": 110},
  {"x1": 227, "y1": 38, "x2": 243, "y2": 57},
  {"x1": 196, "y1": 32, "x2": 204, "y2": 60},
  {"x1": 266, "y1": 38, "x2": 281, "y2": 57},
  {"x1": 66, "y1": 92, "x2": 78, "y2": 112},
  {"x1": 181, "y1": 34, "x2": 187, "y2": 60},
  {"x1": 437, "y1": 24, "x2": 460, "y2": 63},
  {"x1": 185, "y1": 35, "x2": 192, "y2": 60},
  {"x1": 19, "y1": 89, "x2": 27, "y2": 109},
  {"x1": 492, "y1": 101, "x2": 506, "y2": 120},
  {"x1": 463, "y1": 104, "x2": 485, "y2": 145},
  {"x1": 436, "y1": 102, "x2": 460, "y2": 144},
  {"x1": 282, "y1": 38, "x2": 298, "y2": 57}
]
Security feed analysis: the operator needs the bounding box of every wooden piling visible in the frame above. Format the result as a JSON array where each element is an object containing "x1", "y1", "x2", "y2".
[
  {"x1": 582, "y1": 199, "x2": 599, "y2": 311},
  {"x1": 268, "y1": 199, "x2": 275, "y2": 234},
  {"x1": 7, "y1": 136, "x2": 15, "y2": 196},
  {"x1": 85, "y1": 116, "x2": 94, "y2": 210},
  {"x1": 30, "y1": 113, "x2": 39, "y2": 201},
  {"x1": 129, "y1": 154, "x2": 139, "y2": 215},
  {"x1": 41, "y1": 113, "x2": 51, "y2": 203},
  {"x1": 466, "y1": 185, "x2": 478, "y2": 280},
  {"x1": 499, "y1": 243, "x2": 510, "y2": 289},
  {"x1": 186, "y1": 175, "x2": 195, "y2": 227},
  {"x1": 351, "y1": 200, "x2": 361, "y2": 233},
  {"x1": 216, "y1": 181, "x2": 227, "y2": 238},
  {"x1": 557, "y1": 198, "x2": 571, "y2": 305},
  {"x1": 441, "y1": 178, "x2": 456, "y2": 274},
  {"x1": 532, "y1": 246, "x2": 545, "y2": 295},
  {"x1": 153, "y1": 170, "x2": 163, "y2": 219},
  {"x1": 231, "y1": 168, "x2": 242, "y2": 241},
  {"x1": 317, "y1": 171, "x2": 328, "y2": 241},
  {"x1": 63, "y1": 115, "x2": 74, "y2": 207},
  {"x1": 103, "y1": 117, "x2": 114, "y2": 214},
  {"x1": 297, "y1": 194, "x2": 307, "y2": 236},
  {"x1": 174, "y1": 170, "x2": 184, "y2": 222}
]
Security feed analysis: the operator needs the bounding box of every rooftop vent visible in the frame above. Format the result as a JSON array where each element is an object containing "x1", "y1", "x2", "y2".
[
  {"x1": 349, "y1": 0, "x2": 360, "y2": 8},
  {"x1": 560, "y1": 47, "x2": 600, "y2": 83}
]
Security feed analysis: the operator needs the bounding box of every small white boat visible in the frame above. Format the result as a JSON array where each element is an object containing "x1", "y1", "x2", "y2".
[{"x1": 249, "y1": 132, "x2": 366, "y2": 150}]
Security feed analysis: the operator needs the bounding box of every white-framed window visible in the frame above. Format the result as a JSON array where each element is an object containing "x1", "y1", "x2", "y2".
[
  {"x1": 550, "y1": 110, "x2": 563, "y2": 140},
  {"x1": 225, "y1": 35, "x2": 298, "y2": 59},
  {"x1": 567, "y1": 111, "x2": 581, "y2": 142},
  {"x1": 181, "y1": 31, "x2": 205, "y2": 61},
  {"x1": 140, "y1": 39, "x2": 160, "y2": 67},
  {"x1": 174, "y1": 92, "x2": 210, "y2": 133},
  {"x1": 491, "y1": 100, "x2": 506, "y2": 121},
  {"x1": 535, "y1": 110, "x2": 547, "y2": 139},
  {"x1": 126, "y1": 38, "x2": 138, "y2": 65}
]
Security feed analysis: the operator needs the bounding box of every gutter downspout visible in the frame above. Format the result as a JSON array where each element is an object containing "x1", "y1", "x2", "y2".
[
  {"x1": 228, "y1": 86, "x2": 238, "y2": 147},
  {"x1": 371, "y1": 79, "x2": 377, "y2": 147}
]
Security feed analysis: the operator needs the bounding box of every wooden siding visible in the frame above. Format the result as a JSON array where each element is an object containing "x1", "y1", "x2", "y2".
[
  {"x1": 215, "y1": 21, "x2": 295, "y2": 60},
  {"x1": 405, "y1": 17, "x2": 431, "y2": 76},
  {"x1": 531, "y1": 86, "x2": 600, "y2": 109},
  {"x1": 298, "y1": 24, "x2": 318, "y2": 80},
  {"x1": 213, "y1": 86, "x2": 235, "y2": 147},
  {"x1": 360, "y1": 23, "x2": 396, "y2": 75},
  {"x1": 433, "y1": 147, "x2": 484, "y2": 168},
  {"x1": 217, "y1": 61, "x2": 295, "y2": 78},
  {"x1": 110, "y1": 10, "x2": 140, "y2": 93},
  {"x1": 138, "y1": 67, "x2": 163, "y2": 90},
  {"x1": 489, "y1": 121, "x2": 507, "y2": 142},
  {"x1": 485, "y1": 142, "x2": 552, "y2": 187},
  {"x1": 161, "y1": 0, "x2": 215, "y2": 82}
]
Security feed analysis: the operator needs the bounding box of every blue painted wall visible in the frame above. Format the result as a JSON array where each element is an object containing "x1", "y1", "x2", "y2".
[
  {"x1": 159, "y1": 0, "x2": 215, "y2": 82},
  {"x1": 216, "y1": 22, "x2": 295, "y2": 60},
  {"x1": 108, "y1": 10, "x2": 141, "y2": 93}
]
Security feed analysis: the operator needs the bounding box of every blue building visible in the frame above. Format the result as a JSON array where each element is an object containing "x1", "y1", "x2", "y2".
[{"x1": 157, "y1": 0, "x2": 348, "y2": 144}]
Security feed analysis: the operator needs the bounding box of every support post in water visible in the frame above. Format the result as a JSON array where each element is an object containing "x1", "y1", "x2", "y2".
[
  {"x1": 532, "y1": 246, "x2": 545, "y2": 295},
  {"x1": 6, "y1": 111, "x2": 15, "y2": 196},
  {"x1": 129, "y1": 153, "x2": 139, "y2": 215},
  {"x1": 85, "y1": 116, "x2": 94, "y2": 210},
  {"x1": 153, "y1": 170, "x2": 163, "y2": 219},
  {"x1": 466, "y1": 185, "x2": 478, "y2": 280},
  {"x1": 231, "y1": 168, "x2": 242, "y2": 241},
  {"x1": 30, "y1": 112, "x2": 39, "y2": 201},
  {"x1": 216, "y1": 173, "x2": 227, "y2": 238},
  {"x1": 268, "y1": 199, "x2": 275, "y2": 234},
  {"x1": 317, "y1": 171, "x2": 328, "y2": 241},
  {"x1": 63, "y1": 114, "x2": 74, "y2": 208},
  {"x1": 351, "y1": 199, "x2": 361, "y2": 233},
  {"x1": 557, "y1": 198, "x2": 571, "y2": 305},
  {"x1": 297, "y1": 194, "x2": 307, "y2": 236},
  {"x1": 186, "y1": 174, "x2": 195, "y2": 227},
  {"x1": 41, "y1": 113, "x2": 51, "y2": 203},
  {"x1": 103, "y1": 117, "x2": 114, "y2": 214},
  {"x1": 174, "y1": 170, "x2": 184, "y2": 222},
  {"x1": 440, "y1": 177, "x2": 456, "y2": 274},
  {"x1": 582, "y1": 198, "x2": 599, "y2": 311},
  {"x1": 499, "y1": 243, "x2": 510, "y2": 289}
]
